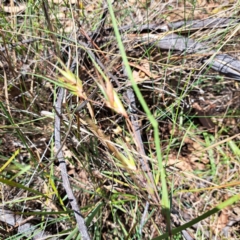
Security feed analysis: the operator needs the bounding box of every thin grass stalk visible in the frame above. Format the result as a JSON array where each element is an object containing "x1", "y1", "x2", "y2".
[{"x1": 106, "y1": 0, "x2": 171, "y2": 235}]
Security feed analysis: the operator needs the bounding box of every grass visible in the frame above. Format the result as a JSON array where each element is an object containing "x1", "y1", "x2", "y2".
[{"x1": 0, "y1": 0, "x2": 240, "y2": 239}]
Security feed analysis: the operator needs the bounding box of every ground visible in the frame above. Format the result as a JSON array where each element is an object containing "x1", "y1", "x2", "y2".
[{"x1": 0, "y1": 0, "x2": 239, "y2": 239}]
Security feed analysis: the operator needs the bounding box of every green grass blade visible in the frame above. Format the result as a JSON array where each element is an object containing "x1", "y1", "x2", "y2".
[
  {"x1": 0, "y1": 149, "x2": 20, "y2": 173},
  {"x1": 0, "y1": 177, "x2": 44, "y2": 196},
  {"x1": 106, "y1": 0, "x2": 170, "y2": 234},
  {"x1": 152, "y1": 194, "x2": 240, "y2": 240}
]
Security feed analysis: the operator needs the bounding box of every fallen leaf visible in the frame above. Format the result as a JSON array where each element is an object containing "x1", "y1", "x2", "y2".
[
  {"x1": 132, "y1": 70, "x2": 149, "y2": 83},
  {"x1": 212, "y1": 208, "x2": 229, "y2": 235},
  {"x1": 129, "y1": 61, "x2": 158, "y2": 79}
]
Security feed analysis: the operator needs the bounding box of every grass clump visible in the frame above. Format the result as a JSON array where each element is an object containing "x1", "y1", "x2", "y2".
[{"x1": 0, "y1": 0, "x2": 240, "y2": 239}]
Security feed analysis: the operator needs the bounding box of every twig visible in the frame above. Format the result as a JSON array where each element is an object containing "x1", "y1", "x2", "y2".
[
  {"x1": 78, "y1": 39, "x2": 121, "y2": 87},
  {"x1": 42, "y1": 0, "x2": 60, "y2": 57},
  {"x1": 88, "y1": 2, "x2": 109, "y2": 43},
  {"x1": 125, "y1": 88, "x2": 148, "y2": 171},
  {"x1": 124, "y1": 88, "x2": 161, "y2": 203},
  {"x1": 139, "y1": 201, "x2": 149, "y2": 235},
  {"x1": 54, "y1": 88, "x2": 90, "y2": 240},
  {"x1": 53, "y1": 86, "x2": 98, "y2": 160},
  {"x1": 104, "y1": 17, "x2": 239, "y2": 34}
]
